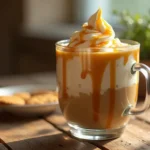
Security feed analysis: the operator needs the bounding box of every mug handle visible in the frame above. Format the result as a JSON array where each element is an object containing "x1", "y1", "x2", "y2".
[{"x1": 124, "y1": 63, "x2": 150, "y2": 115}]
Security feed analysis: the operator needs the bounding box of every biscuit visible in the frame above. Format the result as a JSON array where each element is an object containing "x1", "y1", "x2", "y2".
[
  {"x1": 26, "y1": 93, "x2": 58, "y2": 105},
  {"x1": 0, "y1": 96, "x2": 25, "y2": 105},
  {"x1": 14, "y1": 92, "x2": 31, "y2": 100}
]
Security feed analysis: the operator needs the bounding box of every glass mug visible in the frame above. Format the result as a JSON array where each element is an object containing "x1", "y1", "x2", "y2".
[{"x1": 56, "y1": 40, "x2": 150, "y2": 140}]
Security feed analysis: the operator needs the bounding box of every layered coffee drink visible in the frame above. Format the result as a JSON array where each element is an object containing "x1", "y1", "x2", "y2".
[{"x1": 56, "y1": 9, "x2": 139, "y2": 129}]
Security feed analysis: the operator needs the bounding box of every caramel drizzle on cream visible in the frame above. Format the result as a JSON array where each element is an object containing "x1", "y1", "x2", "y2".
[{"x1": 68, "y1": 9, "x2": 114, "y2": 49}]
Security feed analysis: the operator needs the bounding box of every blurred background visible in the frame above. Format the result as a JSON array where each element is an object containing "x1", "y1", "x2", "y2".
[{"x1": 0, "y1": 0, "x2": 150, "y2": 75}]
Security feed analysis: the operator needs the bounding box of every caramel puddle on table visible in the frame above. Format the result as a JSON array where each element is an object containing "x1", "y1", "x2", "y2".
[{"x1": 57, "y1": 46, "x2": 139, "y2": 128}]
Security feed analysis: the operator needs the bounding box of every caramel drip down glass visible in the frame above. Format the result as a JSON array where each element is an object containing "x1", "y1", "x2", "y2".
[{"x1": 56, "y1": 39, "x2": 150, "y2": 140}]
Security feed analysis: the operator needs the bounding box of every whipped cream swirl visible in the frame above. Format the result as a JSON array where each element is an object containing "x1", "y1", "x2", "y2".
[{"x1": 68, "y1": 9, "x2": 125, "y2": 49}]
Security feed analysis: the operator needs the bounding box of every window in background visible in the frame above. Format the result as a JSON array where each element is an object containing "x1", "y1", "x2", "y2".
[{"x1": 72, "y1": 0, "x2": 111, "y2": 23}]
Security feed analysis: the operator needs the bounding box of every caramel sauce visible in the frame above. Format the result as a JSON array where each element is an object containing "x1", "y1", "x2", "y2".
[
  {"x1": 57, "y1": 48, "x2": 139, "y2": 128},
  {"x1": 90, "y1": 55, "x2": 107, "y2": 122},
  {"x1": 69, "y1": 17, "x2": 113, "y2": 49},
  {"x1": 106, "y1": 60, "x2": 116, "y2": 128},
  {"x1": 134, "y1": 51, "x2": 139, "y2": 103},
  {"x1": 90, "y1": 36, "x2": 99, "y2": 47},
  {"x1": 62, "y1": 55, "x2": 68, "y2": 98},
  {"x1": 124, "y1": 53, "x2": 131, "y2": 65},
  {"x1": 79, "y1": 30, "x2": 86, "y2": 42},
  {"x1": 81, "y1": 53, "x2": 89, "y2": 79},
  {"x1": 135, "y1": 84, "x2": 139, "y2": 102}
]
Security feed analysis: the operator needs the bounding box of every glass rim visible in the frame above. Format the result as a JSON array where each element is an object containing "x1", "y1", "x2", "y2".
[{"x1": 56, "y1": 39, "x2": 140, "y2": 52}]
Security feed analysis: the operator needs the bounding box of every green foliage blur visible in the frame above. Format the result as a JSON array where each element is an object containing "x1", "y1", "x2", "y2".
[{"x1": 113, "y1": 10, "x2": 150, "y2": 60}]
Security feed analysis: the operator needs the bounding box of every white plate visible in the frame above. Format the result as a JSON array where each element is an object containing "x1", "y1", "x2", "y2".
[{"x1": 0, "y1": 84, "x2": 59, "y2": 117}]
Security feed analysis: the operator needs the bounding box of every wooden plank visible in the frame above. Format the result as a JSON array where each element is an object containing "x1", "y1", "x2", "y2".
[
  {"x1": 0, "y1": 113, "x2": 101, "y2": 150},
  {"x1": 0, "y1": 113, "x2": 59, "y2": 143},
  {"x1": 0, "y1": 144, "x2": 8, "y2": 150},
  {"x1": 95, "y1": 119, "x2": 150, "y2": 150},
  {"x1": 45, "y1": 107, "x2": 69, "y2": 131},
  {"x1": 8, "y1": 134, "x2": 101, "y2": 150},
  {"x1": 0, "y1": 139, "x2": 11, "y2": 150},
  {"x1": 128, "y1": 119, "x2": 150, "y2": 140},
  {"x1": 45, "y1": 108, "x2": 150, "y2": 150},
  {"x1": 136, "y1": 108, "x2": 150, "y2": 123}
]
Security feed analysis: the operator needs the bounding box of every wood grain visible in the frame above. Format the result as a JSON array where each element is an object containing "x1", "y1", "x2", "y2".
[
  {"x1": 136, "y1": 108, "x2": 150, "y2": 124},
  {"x1": 45, "y1": 107, "x2": 69, "y2": 131},
  {"x1": 0, "y1": 113, "x2": 59, "y2": 143},
  {"x1": 0, "y1": 144, "x2": 8, "y2": 150},
  {"x1": 0, "y1": 113, "x2": 101, "y2": 150},
  {"x1": 0, "y1": 74, "x2": 149, "y2": 150},
  {"x1": 94, "y1": 119, "x2": 150, "y2": 150},
  {"x1": 7, "y1": 134, "x2": 101, "y2": 150},
  {"x1": 45, "y1": 107, "x2": 150, "y2": 150}
]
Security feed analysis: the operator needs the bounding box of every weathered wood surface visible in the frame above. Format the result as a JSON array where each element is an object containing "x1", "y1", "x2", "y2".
[
  {"x1": 0, "y1": 73, "x2": 149, "y2": 150},
  {"x1": 7, "y1": 135, "x2": 101, "y2": 150},
  {"x1": 0, "y1": 113, "x2": 59, "y2": 143},
  {"x1": 137, "y1": 108, "x2": 150, "y2": 124},
  {"x1": 0, "y1": 113, "x2": 101, "y2": 150},
  {"x1": 45, "y1": 107, "x2": 150, "y2": 150},
  {"x1": 0, "y1": 143, "x2": 8, "y2": 150}
]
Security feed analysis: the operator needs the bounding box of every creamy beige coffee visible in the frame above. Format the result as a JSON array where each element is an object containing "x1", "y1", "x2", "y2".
[
  {"x1": 56, "y1": 9, "x2": 139, "y2": 129},
  {"x1": 59, "y1": 85, "x2": 138, "y2": 129}
]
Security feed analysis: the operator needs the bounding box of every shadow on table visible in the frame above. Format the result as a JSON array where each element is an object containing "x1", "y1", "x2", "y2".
[
  {"x1": 7, "y1": 133, "x2": 95, "y2": 150},
  {"x1": 0, "y1": 112, "x2": 40, "y2": 130},
  {"x1": 0, "y1": 112, "x2": 58, "y2": 138},
  {"x1": 6, "y1": 134, "x2": 150, "y2": 150},
  {"x1": 0, "y1": 112, "x2": 34, "y2": 124}
]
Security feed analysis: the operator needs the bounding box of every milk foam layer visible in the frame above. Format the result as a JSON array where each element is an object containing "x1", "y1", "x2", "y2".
[{"x1": 57, "y1": 54, "x2": 138, "y2": 97}]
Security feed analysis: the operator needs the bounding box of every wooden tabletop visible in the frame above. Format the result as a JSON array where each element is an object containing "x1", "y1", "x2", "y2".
[{"x1": 0, "y1": 72, "x2": 150, "y2": 150}]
